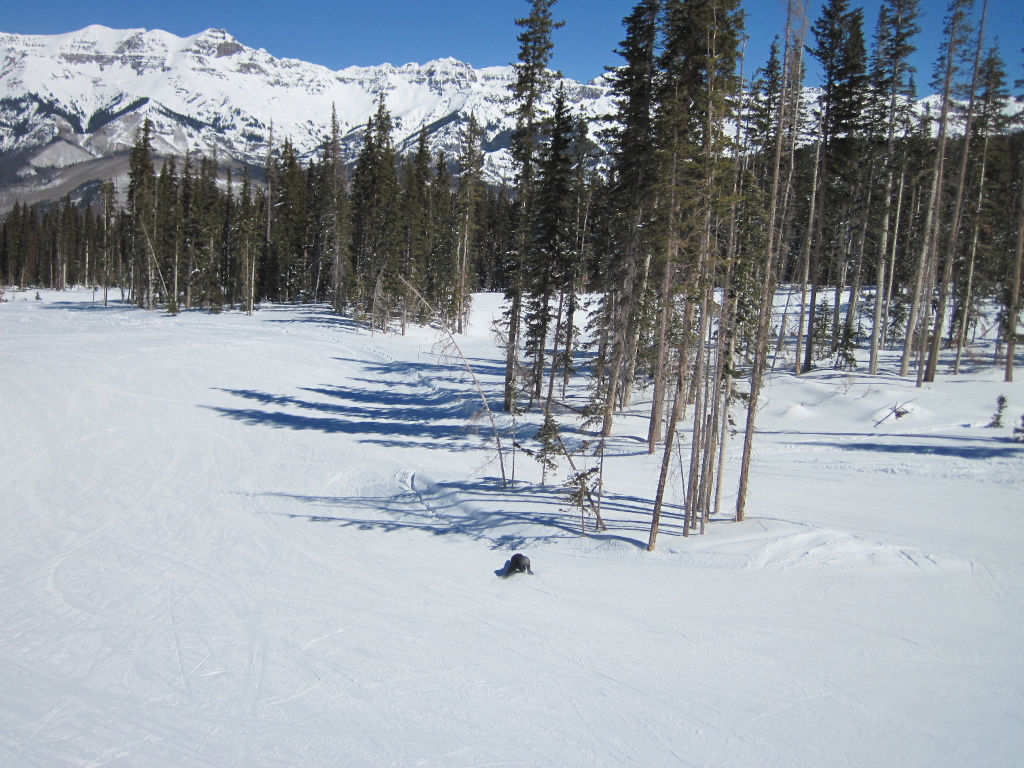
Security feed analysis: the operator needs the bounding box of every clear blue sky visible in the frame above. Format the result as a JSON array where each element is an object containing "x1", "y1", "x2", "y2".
[{"x1": 3, "y1": 0, "x2": 1022, "y2": 92}]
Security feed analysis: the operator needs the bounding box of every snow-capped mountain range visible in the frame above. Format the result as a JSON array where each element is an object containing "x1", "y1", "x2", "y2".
[{"x1": 0, "y1": 25, "x2": 615, "y2": 212}]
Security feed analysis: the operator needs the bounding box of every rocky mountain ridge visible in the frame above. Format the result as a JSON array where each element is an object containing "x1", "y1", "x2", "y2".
[{"x1": 0, "y1": 25, "x2": 614, "y2": 212}]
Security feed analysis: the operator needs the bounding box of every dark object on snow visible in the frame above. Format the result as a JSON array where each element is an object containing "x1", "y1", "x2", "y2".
[{"x1": 503, "y1": 553, "x2": 533, "y2": 578}]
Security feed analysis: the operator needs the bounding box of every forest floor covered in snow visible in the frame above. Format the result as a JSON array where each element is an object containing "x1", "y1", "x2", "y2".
[{"x1": 2, "y1": 287, "x2": 1023, "y2": 767}]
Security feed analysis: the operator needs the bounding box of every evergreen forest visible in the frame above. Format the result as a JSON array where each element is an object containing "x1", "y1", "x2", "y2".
[{"x1": 2, "y1": 0, "x2": 1022, "y2": 539}]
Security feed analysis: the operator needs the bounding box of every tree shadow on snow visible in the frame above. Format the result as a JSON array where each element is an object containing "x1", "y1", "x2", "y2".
[
  {"x1": 37, "y1": 298, "x2": 137, "y2": 313},
  {"x1": 332, "y1": 355, "x2": 506, "y2": 394},
  {"x1": 205, "y1": 349, "x2": 602, "y2": 454},
  {"x1": 205, "y1": 383, "x2": 487, "y2": 448},
  {"x1": 823, "y1": 439, "x2": 1023, "y2": 460},
  {"x1": 765, "y1": 429, "x2": 1024, "y2": 459},
  {"x1": 249, "y1": 477, "x2": 674, "y2": 550},
  {"x1": 260, "y1": 302, "x2": 365, "y2": 331}
]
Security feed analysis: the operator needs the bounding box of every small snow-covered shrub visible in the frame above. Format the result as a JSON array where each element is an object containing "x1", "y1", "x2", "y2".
[{"x1": 988, "y1": 395, "x2": 1007, "y2": 428}]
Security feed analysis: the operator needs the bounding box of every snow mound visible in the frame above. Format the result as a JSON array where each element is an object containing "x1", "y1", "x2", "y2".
[
  {"x1": 781, "y1": 402, "x2": 814, "y2": 419},
  {"x1": 746, "y1": 525, "x2": 965, "y2": 572},
  {"x1": 667, "y1": 518, "x2": 970, "y2": 573}
]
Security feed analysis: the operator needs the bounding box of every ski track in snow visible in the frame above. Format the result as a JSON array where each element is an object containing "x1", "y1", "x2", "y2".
[{"x1": 1, "y1": 288, "x2": 1023, "y2": 767}]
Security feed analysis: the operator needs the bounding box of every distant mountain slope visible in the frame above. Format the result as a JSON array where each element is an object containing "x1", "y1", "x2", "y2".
[{"x1": 0, "y1": 25, "x2": 614, "y2": 212}]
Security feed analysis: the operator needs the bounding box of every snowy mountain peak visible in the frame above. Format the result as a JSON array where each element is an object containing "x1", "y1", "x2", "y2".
[
  {"x1": 0, "y1": 25, "x2": 614, "y2": 212},
  {"x1": 186, "y1": 28, "x2": 245, "y2": 57}
]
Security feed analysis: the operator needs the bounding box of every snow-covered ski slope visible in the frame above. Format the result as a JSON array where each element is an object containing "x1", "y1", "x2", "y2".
[{"x1": 2, "y1": 288, "x2": 1022, "y2": 767}]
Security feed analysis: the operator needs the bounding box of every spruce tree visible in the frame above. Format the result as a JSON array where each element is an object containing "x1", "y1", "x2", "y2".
[
  {"x1": 321, "y1": 105, "x2": 350, "y2": 313},
  {"x1": 427, "y1": 153, "x2": 460, "y2": 328},
  {"x1": 100, "y1": 180, "x2": 116, "y2": 305},
  {"x1": 220, "y1": 167, "x2": 236, "y2": 309},
  {"x1": 237, "y1": 166, "x2": 258, "y2": 314},
  {"x1": 155, "y1": 157, "x2": 180, "y2": 312},
  {"x1": 194, "y1": 154, "x2": 227, "y2": 309},
  {"x1": 350, "y1": 96, "x2": 401, "y2": 328},
  {"x1": 126, "y1": 118, "x2": 156, "y2": 308},
  {"x1": 270, "y1": 140, "x2": 307, "y2": 302},
  {"x1": 748, "y1": 37, "x2": 784, "y2": 163},
  {"x1": 262, "y1": 124, "x2": 277, "y2": 306},
  {"x1": 454, "y1": 113, "x2": 485, "y2": 334},
  {"x1": 802, "y1": 0, "x2": 869, "y2": 374},
  {"x1": 595, "y1": 0, "x2": 661, "y2": 438},
  {"x1": 524, "y1": 85, "x2": 580, "y2": 410},
  {"x1": 401, "y1": 128, "x2": 433, "y2": 327},
  {"x1": 504, "y1": 0, "x2": 563, "y2": 411}
]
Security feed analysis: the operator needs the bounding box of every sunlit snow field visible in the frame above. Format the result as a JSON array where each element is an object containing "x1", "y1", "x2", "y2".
[{"x1": 2, "y1": 287, "x2": 1022, "y2": 767}]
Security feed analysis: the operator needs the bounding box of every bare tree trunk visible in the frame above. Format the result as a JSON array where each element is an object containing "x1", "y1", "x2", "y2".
[
  {"x1": 648, "y1": 344, "x2": 686, "y2": 551},
  {"x1": 648, "y1": 174, "x2": 687, "y2": 450},
  {"x1": 924, "y1": 0, "x2": 987, "y2": 382},
  {"x1": 954, "y1": 134, "x2": 990, "y2": 373},
  {"x1": 651, "y1": 9, "x2": 736, "y2": 546},
  {"x1": 915, "y1": 239, "x2": 940, "y2": 387},
  {"x1": 872, "y1": 165, "x2": 907, "y2": 371},
  {"x1": 883, "y1": 168, "x2": 913, "y2": 351},
  {"x1": 737, "y1": 0, "x2": 804, "y2": 522},
  {"x1": 601, "y1": 206, "x2": 645, "y2": 436},
  {"x1": 620, "y1": 251, "x2": 653, "y2": 410},
  {"x1": 457, "y1": 212, "x2": 471, "y2": 334},
  {"x1": 713, "y1": 291, "x2": 738, "y2": 522},
  {"x1": 686, "y1": 277, "x2": 717, "y2": 534},
  {"x1": 684, "y1": 253, "x2": 715, "y2": 534},
  {"x1": 901, "y1": 2, "x2": 965, "y2": 379},
  {"x1": 562, "y1": 280, "x2": 577, "y2": 400},
  {"x1": 902, "y1": 161, "x2": 940, "y2": 379},
  {"x1": 1006, "y1": 175, "x2": 1024, "y2": 383},
  {"x1": 773, "y1": 285, "x2": 795, "y2": 369},
  {"x1": 774, "y1": 85, "x2": 802, "y2": 372},
  {"x1": 869, "y1": 0, "x2": 914, "y2": 373},
  {"x1": 831, "y1": 249, "x2": 849, "y2": 354},
  {"x1": 795, "y1": 138, "x2": 823, "y2": 375},
  {"x1": 147, "y1": 243, "x2": 155, "y2": 310},
  {"x1": 844, "y1": 181, "x2": 873, "y2": 346},
  {"x1": 544, "y1": 290, "x2": 565, "y2": 416},
  {"x1": 647, "y1": 256, "x2": 674, "y2": 453},
  {"x1": 503, "y1": 289, "x2": 522, "y2": 412}
]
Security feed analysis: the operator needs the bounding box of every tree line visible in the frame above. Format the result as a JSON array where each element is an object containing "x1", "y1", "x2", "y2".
[
  {"x1": 0, "y1": 101, "x2": 514, "y2": 333},
  {"x1": 2, "y1": 0, "x2": 1022, "y2": 544}
]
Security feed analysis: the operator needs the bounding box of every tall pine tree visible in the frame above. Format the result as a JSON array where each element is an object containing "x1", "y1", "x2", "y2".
[{"x1": 504, "y1": 0, "x2": 563, "y2": 411}]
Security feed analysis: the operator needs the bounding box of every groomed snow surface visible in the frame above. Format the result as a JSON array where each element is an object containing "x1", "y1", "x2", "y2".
[{"x1": 2, "y1": 288, "x2": 1022, "y2": 767}]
